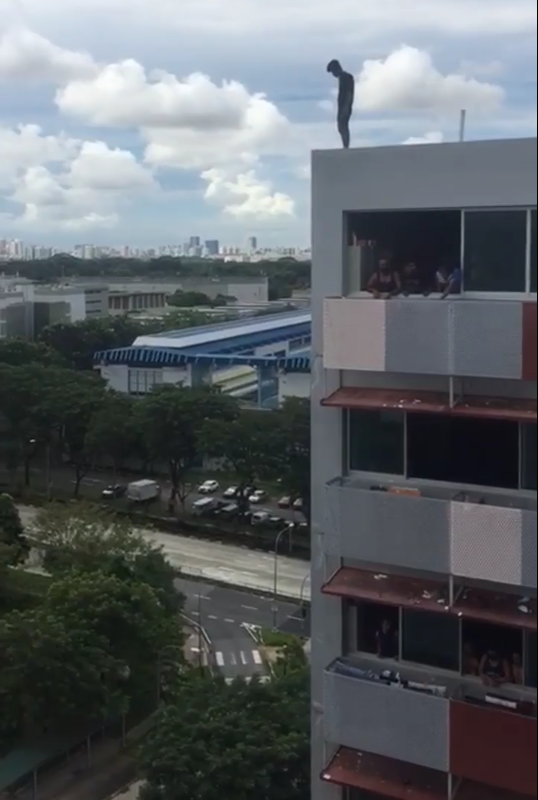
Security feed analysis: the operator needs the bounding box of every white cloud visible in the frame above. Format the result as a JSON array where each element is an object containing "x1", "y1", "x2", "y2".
[
  {"x1": 0, "y1": 26, "x2": 96, "y2": 82},
  {"x1": 355, "y1": 45, "x2": 504, "y2": 113},
  {"x1": 1, "y1": 125, "x2": 155, "y2": 230},
  {"x1": 403, "y1": 131, "x2": 444, "y2": 144},
  {"x1": 55, "y1": 60, "x2": 290, "y2": 171},
  {"x1": 202, "y1": 168, "x2": 295, "y2": 219}
]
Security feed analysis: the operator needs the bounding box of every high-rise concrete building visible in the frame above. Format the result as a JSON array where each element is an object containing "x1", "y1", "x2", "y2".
[
  {"x1": 311, "y1": 138, "x2": 537, "y2": 800},
  {"x1": 248, "y1": 236, "x2": 258, "y2": 251},
  {"x1": 204, "y1": 240, "x2": 220, "y2": 257}
]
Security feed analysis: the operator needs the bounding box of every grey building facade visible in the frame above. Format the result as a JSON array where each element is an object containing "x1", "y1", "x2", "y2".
[{"x1": 311, "y1": 139, "x2": 537, "y2": 800}]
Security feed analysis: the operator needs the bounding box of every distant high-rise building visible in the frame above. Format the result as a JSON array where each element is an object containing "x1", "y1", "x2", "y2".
[
  {"x1": 248, "y1": 236, "x2": 258, "y2": 251},
  {"x1": 204, "y1": 240, "x2": 220, "y2": 256},
  {"x1": 189, "y1": 236, "x2": 201, "y2": 249}
]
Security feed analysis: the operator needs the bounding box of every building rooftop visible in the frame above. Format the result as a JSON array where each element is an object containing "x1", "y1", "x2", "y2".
[{"x1": 94, "y1": 309, "x2": 312, "y2": 372}]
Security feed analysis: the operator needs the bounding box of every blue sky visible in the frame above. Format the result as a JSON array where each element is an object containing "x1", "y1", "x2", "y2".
[{"x1": 0, "y1": 0, "x2": 536, "y2": 248}]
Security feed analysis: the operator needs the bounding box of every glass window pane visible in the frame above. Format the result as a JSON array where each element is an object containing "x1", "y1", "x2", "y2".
[
  {"x1": 349, "y1": 410, "x2": 404, "y2": 475},
  {"x1": 522, "y1": 424, "x2": 537, "y2": 491},
  {"x1": 407, "y1": 414, "x2": 519, "y2": 490},
  {"x1": 402, "y1": 610, "x2": 460, "y2": 671},
  {"x1": 464, "y1": 210, "x2": 527, "y2": 292},
  {"x1": 531, "y1": 208, "x2": 538, "y2": 292},
  {"x1": 526, "y1": 633, "x2": 537, "y2": 689}
]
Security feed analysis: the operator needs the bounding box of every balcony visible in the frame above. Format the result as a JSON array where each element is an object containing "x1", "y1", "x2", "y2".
[
  {"x1": 321, "y1": 748, "x2": 449, "y2": 800},
  {"x1": 450, "y1": 687, "x2": 537, "y2": 797},
  {"x1": 323, "y1": 297, "x2": 537, "y2": 381},
  {"x1": 324, "y1": 477, "x2": 537, "y2": 589},
  {"x1": 324, "y1": 658, "x2": 451, "y2": 772}
]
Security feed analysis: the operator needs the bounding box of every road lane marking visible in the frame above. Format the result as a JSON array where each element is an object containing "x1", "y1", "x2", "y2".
[
  {"x1": 208, "y1": 615, "x2": 218, "y2": 620},
  {"x1": 230, "y1": 653, "x2": 237, "y2": 666},
  {"x1": 191, "y1": 611, "x2": 200, "y2": 617},
  {"x1": 252, "y1": 650, "x2": 262, "y2": 665},
  {"x1": 225, "y1": 618, "x2": 236, "y2": 624},
  {"x1": 241, "y1": 605, "x2": 258, "y2": 611},
  {"x1": 240, "y1": 652, "x2": 248, "y2": 665},
  {"x1": 216, "y1": 652, "x2": 225, "y2": 667}
]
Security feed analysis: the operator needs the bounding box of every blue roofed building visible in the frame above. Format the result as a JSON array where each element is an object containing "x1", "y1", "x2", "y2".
[{"x1": 94, "y1": 309, "x2": 311, "y2": 408}]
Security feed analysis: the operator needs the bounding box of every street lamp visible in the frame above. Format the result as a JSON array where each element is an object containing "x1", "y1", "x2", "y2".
[
  {"x1": 273, "y1": 522, "x2": 294, "y2": 631},
  {"x1": 299, "y1": 573, "x2": 311, "y2": 631}
]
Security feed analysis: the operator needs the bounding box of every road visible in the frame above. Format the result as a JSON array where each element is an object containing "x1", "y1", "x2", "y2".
[
  {"x1": 18, "y1": 506, "x2": 311, "y2": 601},
  {"x1": 177, "y1": 578, "x2": 311, "y2": 682}
]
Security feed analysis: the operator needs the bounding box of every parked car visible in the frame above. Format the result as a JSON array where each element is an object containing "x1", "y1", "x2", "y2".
[
  {"x1": 219, "y1": 503, "x2": 241, "y2": 520},
  {"x1": 192, "y1": 497, "x2": 220, "y2": 516},
  {"x1": 268, "y1": 515, "x2": 285, "y2": 529},
  {"x1": 251, "y1": 510, "x2": 270, "y2": 526},
  {"x1": 249, "y1": 489, "x2": 267, "y2": 504},
  {"x1": 278, "y1": 496, "x2": 292, "y2": 508},
  {"x1": 102, "y1": 484, "x2": 126, "y2": 500},
  {"x1": 293, "y1": 497, "x2": 304, "y2": 511},
  {"x1": 198, "y1": 480, "x2": 220, "y2": 494},
  {"x1": 223, "y1": 486, "x2": 239, "y2": 499}
]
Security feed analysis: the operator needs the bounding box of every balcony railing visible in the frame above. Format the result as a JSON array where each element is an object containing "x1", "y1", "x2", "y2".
[
  {"x1": 323, "y1": 297, "x2": 537, "y2": 381},
  {"x1": 325, "y1": 476, "x2": 537, "y2": 589},
  {"x1": 324, "y1": 656, "x2": 537, "y2": 796}
]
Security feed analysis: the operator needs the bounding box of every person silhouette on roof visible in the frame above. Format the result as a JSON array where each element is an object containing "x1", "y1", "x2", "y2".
[{"x1": 327, "y1": 59, "x2": 355, "y2": 149}]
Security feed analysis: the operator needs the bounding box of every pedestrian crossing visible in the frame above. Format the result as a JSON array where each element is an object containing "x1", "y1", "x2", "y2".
[
  {"x1": 225, "y1": 674, "x2": 271, "y2": 685},
  {"x1": 215, "y1": 648, "x2": 263, "y2": 669}
]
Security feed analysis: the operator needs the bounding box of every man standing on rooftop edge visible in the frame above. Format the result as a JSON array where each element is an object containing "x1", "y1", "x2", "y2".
[{"x1": 327, "y1": 59, "x2": 355, "y2": 149}]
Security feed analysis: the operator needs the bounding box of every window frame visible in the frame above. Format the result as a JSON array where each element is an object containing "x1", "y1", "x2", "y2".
[
  {"x1": 462, "y1": 207, "x2": 531, "y2": 297},
  {"x1": 347, "y1": 409, "x2": 533, "y2": 495},
  {"x1": 345, "y1": 207, "x2": 537, "y2": 299}
]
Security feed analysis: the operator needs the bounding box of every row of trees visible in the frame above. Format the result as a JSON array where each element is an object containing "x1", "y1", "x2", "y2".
[
  {"x1": 0, "y1": 256, "x2": 311, "y2": 300},
  {"x1": 0, "y1": 502, "x2": 183, "y2": 749},
  {"x1": 0, "y1": 340, "x2": 310, "y2": 516}
]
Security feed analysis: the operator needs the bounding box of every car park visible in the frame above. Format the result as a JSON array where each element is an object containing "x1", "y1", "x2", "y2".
[{"x1": 198, "y1": 480, "x2": 220, "y2": 494}]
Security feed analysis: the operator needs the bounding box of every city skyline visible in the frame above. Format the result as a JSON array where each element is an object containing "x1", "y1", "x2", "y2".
[{"x1": 0, "y1": 0, "x2": 536, "y2": 247}]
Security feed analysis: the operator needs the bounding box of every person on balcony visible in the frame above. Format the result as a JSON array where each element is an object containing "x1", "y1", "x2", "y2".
[
  {"x1": 462, "y1": 643, "x2": 480, "y2": 676},
  {"x1": 366, "y1": 258, "x2": 402, "y2": 299},
  {"x1": 376, "y1": 618, "x2": 399, "y2": 659},
  {"x1": 401, "y1": 261, "x2": 427, "y2": 296},
  {"x1": 511, "y1": 652, "x2": 524, "y2": 685},
  {"x1": 437, "y1": 259, "x2": 462, "y2": 298},
  {"x1": 479, "y1": 649, "x2": 511, "y2": 688}
]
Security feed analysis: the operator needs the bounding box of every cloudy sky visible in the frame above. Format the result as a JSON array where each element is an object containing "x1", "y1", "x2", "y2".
[{"x1": 0, "y1": 0, "x2": 536, "y2": 248}]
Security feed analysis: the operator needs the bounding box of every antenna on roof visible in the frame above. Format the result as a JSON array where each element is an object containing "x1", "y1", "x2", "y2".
[{"x1": 459, "y1": 110, "x2": 467, "y2": 142}]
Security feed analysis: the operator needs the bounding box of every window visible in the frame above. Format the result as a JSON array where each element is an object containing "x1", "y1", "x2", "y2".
[
  {"x1": 531, "y1": 208, "x2": 538, "y2": 292},
  {"x1": 522, "y1": 424, "x2": 537, "y2": 491},
  {"x1": 462, "y1": 620, "x2": 523, "y2": 684},
  {"x1": 349, "y1": 410, "x2": 404, "y2": 475},
  {"x1": 347, "y1": 210, "x2": 462, "y2": 295},
  {"x1": 464, "y1": 210, "x2": 528, "y2": 293},
  {"x1": 526, "y1": 633, "x2": 537, "y2": 689},
  {"x1": 356, "y1": 602, "x2": 399, "y2": 658},
  {"x1": 407, "y1": 415, "x2": 519, "y2": 490},
  {"x1": 402, "y1": 610, "x2": 460, "y2": 671}
]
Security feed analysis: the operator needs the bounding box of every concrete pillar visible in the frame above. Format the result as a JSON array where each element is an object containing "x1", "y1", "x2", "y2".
[
  {"x1": 191, "y1": 363, "x2": 213, "y2": 388},
  {"x1": 257, "y1": 366, "x2": 279, "y2": 408}
]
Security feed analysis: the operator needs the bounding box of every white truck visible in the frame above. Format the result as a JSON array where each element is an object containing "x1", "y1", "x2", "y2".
[{"x1": 127, "y1": 479, "x2": 160, "y2": 503}]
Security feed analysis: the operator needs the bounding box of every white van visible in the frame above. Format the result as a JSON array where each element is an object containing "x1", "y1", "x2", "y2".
[{"x1": 192, "y1": 497, "x2": 218, "y2": 516}]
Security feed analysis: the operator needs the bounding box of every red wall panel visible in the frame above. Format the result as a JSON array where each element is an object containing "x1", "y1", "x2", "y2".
[
  {"x1": 450, "y1": 701, "x2": 537, "y2": 797},
  {"x1": 523, "y1": 303, "x2": 537, "y2": 381}
]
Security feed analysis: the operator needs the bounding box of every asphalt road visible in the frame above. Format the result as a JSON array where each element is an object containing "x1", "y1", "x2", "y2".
[
  {"x1": 18, "y1": 506, "x2": 311, "y2": 601},
  {"x1": 176, "y1": 578, "x2": 311, "y2": 682}
]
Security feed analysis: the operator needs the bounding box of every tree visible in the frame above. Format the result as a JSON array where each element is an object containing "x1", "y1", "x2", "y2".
[
  {"x1": 85, "y1": 392, "x2": 136, "y2": 480},
  {"x1": 139, "y1": 669, "x2": 310, "y2": 800},
  {"x1": 0, "y1": 339, "x2": 63, "y2": 367},
  {"x1": 201, "y1": 411, "x2": 280, "y2": 512},
  {"x1": 274, "y1": 398, "x2": 311, "y2": 524},
  {"x1": 32, "y1": 504, "x2": 184, "y2": 616},
  {"x1": 0, "y1": 605, "x2": 127, "y2": 739},
  {"x1": 136, "y1": 386, "x2": 238, "y2": 511},
  {"x1": 0, "y1": 494, "x2": 28, "y2": 569}
]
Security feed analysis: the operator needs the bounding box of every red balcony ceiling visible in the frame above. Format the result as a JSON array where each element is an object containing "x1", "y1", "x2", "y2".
[
  {"x1": 523, "y1": 303, "x2": 537, "y2": 382},
  {"x1": 450, "y1": 700, "x2": 537, "y2": 797},
  {"x1": 321, "y1": 748, "x2": 448, "y2": 800},
  {"x1": 453, "y1": 586, "x2": 537, "y2": 632},
  {"x1": 322, "y1": 567, "x2": 449, "y2": 613},
  {"x1": 455, "y1": 781, "x2": 537, "y2": 800},
  {"x1": 322, "y1": 387, "x2": 537, "y2": 424}
]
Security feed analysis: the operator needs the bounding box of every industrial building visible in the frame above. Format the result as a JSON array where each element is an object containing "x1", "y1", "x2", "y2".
[
  {"x1": 94, "y1": 309, "x2": 311, "y2": 407},
  {"x1": 311, "y1": 138, "x2": 537, "y2": 800}
]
